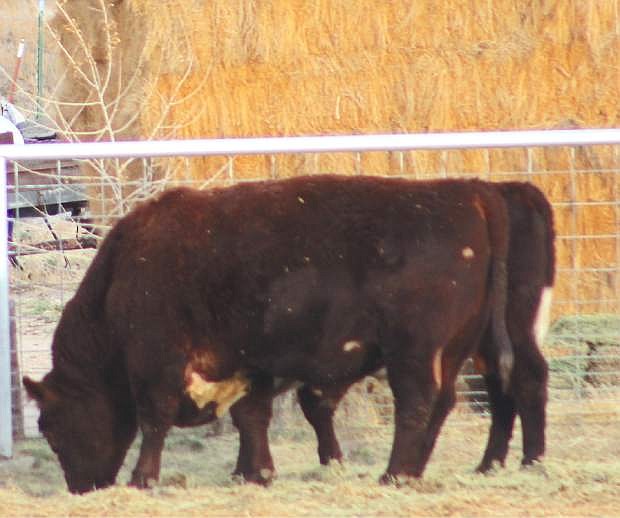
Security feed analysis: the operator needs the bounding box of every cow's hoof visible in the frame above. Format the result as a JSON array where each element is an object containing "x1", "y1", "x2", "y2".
[
  {"x1": 379, "y1": 472, "x2": 403, "y2": 487},
  {"x1": 476, "y1": 458, "x2": 504, "y2": 474},
  {"x1": 319, "y1": 454, "x2": 342, "y2": 466},
  {"x1": 94, "y1": 480, "x2": 114, "y2": 491},
  {"x1": 475, "y1": 461, "x2": 492, "y2": 474},
  {"x1": 520, "y1": 459, "x2": 547, "y2": 476},
  {"x1": 129, "y1": 472, "x2": 158, "y2": 489},
  {"x1": 521, "y1": 456, "x2": 542, "y2": 467},
  {"x1": 231, "y1": 473, "x2": 246, "y2": 485},
  {"x1": 379, "y1": 472, "x2": 425, "y2": 488},
  {"x1": 251, "y1": 468, "x2": 275, "y2": 486},
  {"x1": 233, "y1": 468, "x2": 275, "y2": 486}
]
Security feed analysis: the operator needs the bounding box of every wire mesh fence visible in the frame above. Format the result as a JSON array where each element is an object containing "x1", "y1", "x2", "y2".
[{"x1": 4, "y1": 137, "x2": 620, "y2": 441}]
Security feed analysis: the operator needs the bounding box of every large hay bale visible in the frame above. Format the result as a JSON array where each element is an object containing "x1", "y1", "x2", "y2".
[{"x1": 12, "y1": 0, "x2": 620, "y2": 316}]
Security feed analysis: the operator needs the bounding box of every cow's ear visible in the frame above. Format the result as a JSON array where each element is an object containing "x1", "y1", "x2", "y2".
[{"x1": 23, "y1": 376, "x2": 57, "y2": 406}]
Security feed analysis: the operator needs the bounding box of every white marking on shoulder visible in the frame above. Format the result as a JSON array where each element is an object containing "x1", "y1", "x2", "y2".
[
  {"x1": 462, "y1": 247, "x2": 475, "y2": 260},
  {"x1": 186, "y1": 370, "x2": 250, "y2": 417},
  {"x1": 343, "y1": 340, "x2": 362, "y2": 352},
  {"x1": 533, "y1": 287, "x2": 554, "y2": 347}
]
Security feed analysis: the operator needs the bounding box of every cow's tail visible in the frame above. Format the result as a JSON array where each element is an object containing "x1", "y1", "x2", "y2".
[
  {"x1": 480, "y1": 185, "x2": 514, "y2": 392},
  {"x1": 532, "y1": 184, "x2": 556, "y2": 289},
  {"x1": 504, "y1": 182, "x2": 556, "y2": 351}
]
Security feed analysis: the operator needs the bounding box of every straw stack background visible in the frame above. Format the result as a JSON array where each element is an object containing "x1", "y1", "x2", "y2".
[{"x1": 2, "y1": 0, "x2": 619, "y2": 315}]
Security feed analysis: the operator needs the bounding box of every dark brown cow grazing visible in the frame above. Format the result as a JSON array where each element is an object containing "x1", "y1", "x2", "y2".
[
  {"x1": 23, "y1": 175, "x2": 514, "y2": 493},
  {"x1": 295, "y1": 181, "x2": 554, "y2": 473}
]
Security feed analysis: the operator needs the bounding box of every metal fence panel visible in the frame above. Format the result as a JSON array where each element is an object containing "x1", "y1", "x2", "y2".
[{"x1": 1, "y1": 130, "x2": 619, "y2": 446}]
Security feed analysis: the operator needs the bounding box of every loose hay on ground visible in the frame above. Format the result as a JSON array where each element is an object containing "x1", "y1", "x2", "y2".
[{"x1": 1, "y1": 408, "x2": 619, "y2": 517}]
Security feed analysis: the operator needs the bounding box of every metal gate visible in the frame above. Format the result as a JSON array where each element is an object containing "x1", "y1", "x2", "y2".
[{"x1": 2, "y1": 129, "x2": 619, "y2": 456}]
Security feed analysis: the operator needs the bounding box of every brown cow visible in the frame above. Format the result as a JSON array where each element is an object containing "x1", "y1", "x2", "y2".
[
  {"x1": 23, "y1": 175, "x2": 514, "y2": 493},
  {"x1": 475, "y1": 182, "x2": 553, "y2": 471},
  {"x1": 294, "y1": 181, "x2": 554, "y2": 473}
]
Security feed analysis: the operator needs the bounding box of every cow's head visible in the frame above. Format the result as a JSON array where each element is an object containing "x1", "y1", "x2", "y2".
[{"x1": 23, "y1": 375, "x2": 137, "y2": 494}]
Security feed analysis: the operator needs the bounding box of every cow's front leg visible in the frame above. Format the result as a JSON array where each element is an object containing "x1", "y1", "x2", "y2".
[
  {"x1": 128, "y1": 364, "x2": 183, "y2": 489},
  {"x1": 230, "y1": 377, "x2": 275, "y2": 485},
  {"x1": 298, "y1": 384, "x2": 347, "y2": 465},
  {"x1": 130, "y1": 423, "x2": 171, "y2": 488}
]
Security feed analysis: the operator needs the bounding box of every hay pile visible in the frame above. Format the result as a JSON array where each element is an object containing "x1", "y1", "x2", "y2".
[
  {"x1": 2, "y1": 411, "x2": 620, "y2": 516},
  {"x1": 133, "y1": 1, "x2": 618, "y2": 143},
  {"x1": 34, "y1": 1, "x2": 620, "y2": 314}
]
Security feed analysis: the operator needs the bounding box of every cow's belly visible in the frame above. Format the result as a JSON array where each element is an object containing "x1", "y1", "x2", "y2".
[
  {"x1": 244, "y1": 337, "x2": 385, "y2": 388},
  {"x1": 179, "y1": 337, "x2": 382, "y2": 422}
]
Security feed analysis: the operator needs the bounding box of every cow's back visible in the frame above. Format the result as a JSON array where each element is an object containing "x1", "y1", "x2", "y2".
[{"x1": 101, "y1": 176, "x2": 509, "y2": 389}]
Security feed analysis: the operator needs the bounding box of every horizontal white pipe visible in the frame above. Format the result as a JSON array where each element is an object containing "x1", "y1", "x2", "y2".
[{"x1": 1, "y1": 129, "x2": 619, "y2": 161}]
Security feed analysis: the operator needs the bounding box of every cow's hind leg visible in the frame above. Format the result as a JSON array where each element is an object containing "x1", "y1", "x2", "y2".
[
  {"x1": 412, "y1": 381, "x2": 458, "y2": 474},
  {"x1": 514, "y1": 346, "x2": 548, "y2": 467},
  {"x1": 380, "y1": 347, "x2": 441, "y2": 484},
  {"x1": 384, "y1": 355, "x2": 460, "y2": 483},
  {"x1": 476, "y1": 369, "x2": 517, "y2": 473},
  {"x1": 476, "y1": 333, "x2": 548, "y2": 472},
  {"x1": 298, "y1": 384, "x2": 348, "y2": 465},
  {"x1": 230, "y1": 375, "x2": 276, "y2": 485}
]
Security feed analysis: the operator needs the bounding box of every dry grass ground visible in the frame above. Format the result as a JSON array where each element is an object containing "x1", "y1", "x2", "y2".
[{"x1": 1, "y1": 401, "x2": 619, "y2": 517}]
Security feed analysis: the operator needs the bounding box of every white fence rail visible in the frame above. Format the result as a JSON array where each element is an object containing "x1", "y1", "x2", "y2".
[
  {"x1": 2, "y1": 128, "x2": 620, "y2": 458},
  {"x1": 1, "y1": 129, "x2": 620, "y2": 162}
]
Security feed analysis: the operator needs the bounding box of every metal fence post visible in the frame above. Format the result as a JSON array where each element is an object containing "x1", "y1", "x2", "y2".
[{"x1": 0, "y1": 155, "x2": 12, "y2": 457}]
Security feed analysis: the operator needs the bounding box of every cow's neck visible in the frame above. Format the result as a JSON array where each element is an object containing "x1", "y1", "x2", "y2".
[{"x1": 50, "y1": 300, "x2": 114, "y2": 393}]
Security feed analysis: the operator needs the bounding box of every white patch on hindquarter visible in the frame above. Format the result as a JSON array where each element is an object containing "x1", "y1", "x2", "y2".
[
  {"x1": 533, "y1": 287, "x2": 554, "y2": 347},
  {"x1": 186, "y1": 370, "x2": 249, "y2": 417},
  {"x1": 461, "y1": 246, "x2": 475, "y2": 260},
  {"x1": 433, "y1": 347, "x2": 443, "y2": 390},
  {"x1": 343, "y1": 340, "x2": 362, "y2": 352}
]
